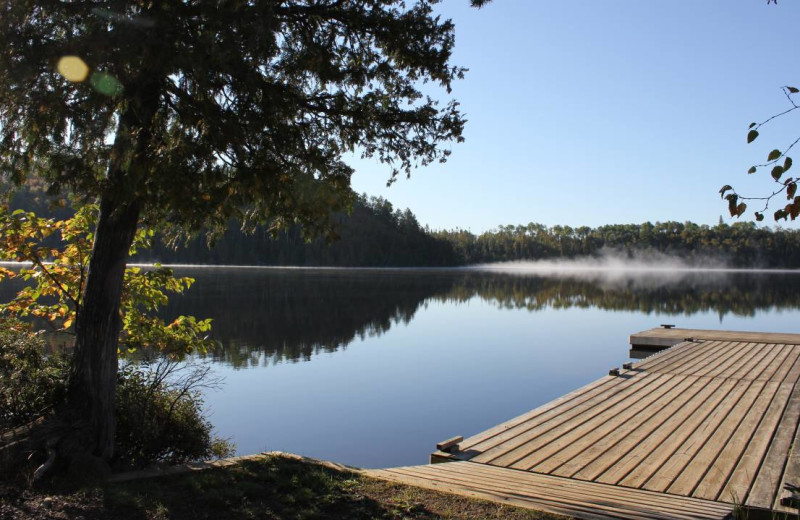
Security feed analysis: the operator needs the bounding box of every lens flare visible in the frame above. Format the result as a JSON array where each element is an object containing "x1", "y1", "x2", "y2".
[
  {"x1": 56, "y1": 56, "x2": 89, "y2": 82},
  {"x1": 89, "y1": 72, "x2": 123, "y2": 97}
]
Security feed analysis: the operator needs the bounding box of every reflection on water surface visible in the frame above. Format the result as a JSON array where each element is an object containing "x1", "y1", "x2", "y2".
[
  {"x1": 162, "y1": 267, "x2": 800, "y2": 367},
  {"x1": 150, "y1": 267, "x2": 800, "y2": 467},
  {"x1": 4, "y1": 266, "x2": 800, "y2": 467}
]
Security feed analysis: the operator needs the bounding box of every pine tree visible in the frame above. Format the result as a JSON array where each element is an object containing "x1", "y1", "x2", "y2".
[{"x1": 0, "y1": 0, "x2": 469, "y2": 464}]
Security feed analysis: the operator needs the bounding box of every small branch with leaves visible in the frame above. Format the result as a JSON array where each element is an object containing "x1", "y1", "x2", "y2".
[
  {"x1": 721, "y1": 86, "x2": 800, "y2": 221},
  {"x1": 0, "y1": 204, "x2": 215, "y2": 357}
]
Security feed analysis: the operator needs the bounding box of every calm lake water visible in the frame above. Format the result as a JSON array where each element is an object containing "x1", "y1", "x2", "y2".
[{"x1": 154, "y1": 266, "x2": 800, "y2": 469}]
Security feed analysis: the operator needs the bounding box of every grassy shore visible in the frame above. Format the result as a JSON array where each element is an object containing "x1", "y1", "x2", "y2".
[{"x1": 0, "y1": 453, "x2": 570, "y2": 520}]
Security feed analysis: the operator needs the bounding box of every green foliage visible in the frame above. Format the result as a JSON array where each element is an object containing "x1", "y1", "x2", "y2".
[
  {"x1": 0, "y1": 206, "x2": 92, "y2": 329},
  {"x1": 0, "y1": 203, "x2": 226, "y2": 467},
  {"x1": 0, "y1": 205, "x2": 215, "y2": 356},
  {"x1": 0, "y1": 320, "x2": 67, "y2": 430},
  {"x1": 0, "y1": 1, "x2": 466, "y2": 239},
  {"x1": 0, "y1": 320, "x2": 231, "y2": 468},
  {"x1": 114, "y1": 360, "x2": 234, "y2": 469}
]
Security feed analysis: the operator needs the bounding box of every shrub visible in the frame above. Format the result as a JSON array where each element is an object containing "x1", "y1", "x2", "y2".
[
  {"x1": 114, "y1": 358, "x2": 235, "y2": 469},
  {"x1": 0, "y1": 321, "x2": 233, "y2": 471},
  {"x1": 0, "y1": 320, "x2": 67, "y2": 431}
]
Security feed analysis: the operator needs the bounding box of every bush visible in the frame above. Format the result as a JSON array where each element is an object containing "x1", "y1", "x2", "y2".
[
  {"x1": 0, "y1": 321, "x2": 233, "y2": 471},
  {"x1": 0, "y1": 320, "x2": 67, "y2": 431},
  {"x1": 114, "y1": 359, "x2": 235, "y2": 469}
]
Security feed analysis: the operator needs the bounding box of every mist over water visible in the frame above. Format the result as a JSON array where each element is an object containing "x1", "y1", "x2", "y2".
[{"x1": 468, "y1": 249, "x2": 800, "y2": 283}]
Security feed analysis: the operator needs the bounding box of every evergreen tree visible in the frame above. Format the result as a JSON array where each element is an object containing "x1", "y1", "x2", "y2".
[{"x1": 0, "y1": 0, "x2": 469, "y2": 464}]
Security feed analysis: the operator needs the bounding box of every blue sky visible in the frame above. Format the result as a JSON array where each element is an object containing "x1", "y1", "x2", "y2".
[{"x1": 349, "y1": 1, "x2": 800, "y2": 233}]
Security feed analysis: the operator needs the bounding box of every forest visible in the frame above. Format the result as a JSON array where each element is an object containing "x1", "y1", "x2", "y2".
[
  {"x1": 435, "y1": 220, "x2": 800, "y2": 267},
  {"x1": 7, "y1": 183, "x2": 800, "y2": 268}
]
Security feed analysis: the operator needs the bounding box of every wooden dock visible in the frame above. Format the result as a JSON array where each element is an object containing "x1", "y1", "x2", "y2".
[{"x1": 365, "y1": 328, "x2": 800, "y2": 520}]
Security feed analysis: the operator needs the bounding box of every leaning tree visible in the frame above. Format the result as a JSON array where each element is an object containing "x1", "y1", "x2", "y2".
[{"x1": 0, "y1": 0, "x2": 475, "y2": 464}]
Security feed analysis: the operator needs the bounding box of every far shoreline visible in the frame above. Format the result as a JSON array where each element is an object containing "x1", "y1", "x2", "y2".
[{"x1": 3, "y1": 260, "x2": 800, "y2": 274}]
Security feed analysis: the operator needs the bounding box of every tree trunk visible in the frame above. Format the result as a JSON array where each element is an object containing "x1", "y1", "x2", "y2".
[
  {"x1": 66, "y1": 194, "x2": 140, "y2": 460},
  {"x1": 62, "y1": 70, "x2": 159, "y2": 462}
]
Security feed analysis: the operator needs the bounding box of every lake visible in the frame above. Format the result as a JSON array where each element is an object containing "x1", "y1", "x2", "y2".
[{"x1": 153, "y1": 265, "x2": 800, "y2": 469}]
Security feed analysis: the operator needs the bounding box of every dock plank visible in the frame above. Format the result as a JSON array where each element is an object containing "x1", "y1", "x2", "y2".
[
  {"x1": 729, "y1": 342, "x2": 787, "y2": 382},
  {"x1": 776, "y1": 402, "x2": 800, "y2": 511},
  {"x1": 423, "y1": 329, "x2": 800, "y2": 517},
  {"x1": 722, "y1": 380, "x2": 794, "y2": 504},
  {"x1": 694, "y1": 342, "x2": 758, "y2": 379},
  {"x1": 747, "y1": 379, "x2": 800, "y2": 508},
  {"x1": 525, "y1": 374, "x2": 698, "y2": 475},
  {"x1": 627, "y1": 381, "x2": 754, "y2": 492},
  {"x1": 471, "y1": 373, "x2": 665, "y2": 464},
  {"x1": 611, "y1": 378, "x2": 739, "y2": 488},
  {"x1": 631, "y1": 328, "x2": 800, "y2": 348},
  {"x1": 422, "y1": 462, "x2": 731, "y2": 515},
  {"x1": 691, "y1": 381, "x2": 779, "y2": 501},
  {"x1": 634, "y1": 341, "x2": 721, "y2": 374},
  {"x1": 457, "y1": 375, "x2": 626, "y2": 454},
  {"x1": 665, "y1": 379, "x2": 767, "y2": 497},
  {"x1": 366, "y1": 462, "x2": 734, "y2": 520},
  {"x1": 686, "y1": 342, "x2": 753, "y2": 379},
  {"x1": 482, "y1": 373, "x2": 673, "y2": 467},
  {"x1": 571, "y1": 376, "x2": 728, "y2": 483}
]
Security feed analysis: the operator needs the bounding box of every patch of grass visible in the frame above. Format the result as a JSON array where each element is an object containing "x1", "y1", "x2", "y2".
[{"x1": 0, "y1": 454, "x2": 571, "y2": 520}]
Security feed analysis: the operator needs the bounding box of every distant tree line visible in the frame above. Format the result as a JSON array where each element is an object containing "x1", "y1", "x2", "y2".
[
  {"x1": 7, "y1": 183, "x2": 800, "y2": 267},
  {"x1": 136, "y1": 193, "x2": 458, "y2": 267},
  {"x1": 435, "y1": 221, "x2": 800, "y2": 267}
]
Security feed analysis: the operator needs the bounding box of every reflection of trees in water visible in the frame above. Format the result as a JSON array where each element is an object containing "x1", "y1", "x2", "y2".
[
  {"x1": 5, "y1": 265, "x2": 798, "y2": 369},
  {"x1": 158, "y1": 269, "x2": 800, "y2": 368},
  {"x1": 444, "y1": 271, "x2": 800, "y2": 318},
  {"x1": 3, "y1": 267, "x2": 798, "y2": 367},
  {"x1": 161, "y1": 269, "x2": 456, "y2": 368}
]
